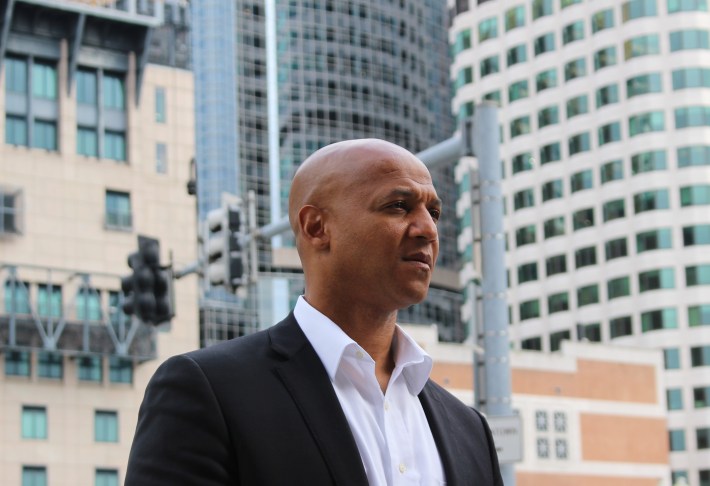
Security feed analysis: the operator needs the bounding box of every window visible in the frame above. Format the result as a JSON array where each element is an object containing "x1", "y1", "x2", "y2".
[
  {"x1": 639, "y1": 268, "x2": 675, "y2": 292},
  {"x1": 514, "y1": 188, "x2": 535, "y2": 210},
  {"x1": 575, "y1": 246, "x2": 597, "y2": 268},
  {"x1": 156, "y1": 143, "x2": 167, "y2": 174},
  {"x1": 668, "y1": 0, "x2": 708, "y2": 12},
  {"x1": 515, "y1": 225, "x2": 536, "y2": 247},
  {"x1": 37, "y1": 352, "x2": 62, "y2": 379},
  {"x1": 540, "y1": 142, "x2": 561, "y2": 165},
  {"x1": 480, "y1": 56, "x2": 500, "y2": 77},
  {"x1": 483, "y1": 90, "x2": 501, "y2": 103},
  {"x1": 637, "y1": 228, "x2": 672, "y2": 252},
  {"x1": 670, "y1": 29, "x2": 710, "y2": 51},
  {"x1": 534, "y1": 33, "x2": 556, "y2": 56},
  {"x1": 607, "y1": 276, "x2": 631, "y2": 299},
  {"x1": 634, "y1": 189, "x2": 670, "y2": 213},
  {"x1": 507, "y1": 44, "x2": 527, "y2": 66},
  {"x1": 505, "y1": 6, "x2": 525, "y2": 31},
  {"x1": 109, "y1": 356, "x2": 133, "y2": 383},
  {"x1": 605, "y1": 238, "x2": 628, "y2": 260},
  {"x1": 518, "y1": 263, "x2": 538, "y2": 284},
  {"x1": 603, "y1": 199, "x2": 625, "y2": 221},
  {"x1": 550, "y1": 331, "x2": 571, "y2": 352},
  {"x1": 548, "y1": 292, "x2": 569, "y2": 313},
  {"x1": 22, "y1": 466, "x2": 47, "y2": 486},
  {"x1": 572, "y1": 208, "x2": 594, "y2": 230},
  {"x1": 510, "y1": 116, "x2": 531, "y2": 138},
  {"x1": 76, "y1": 69, "x2": 97, "y2": 105},
  {"x1": 672, "y1": 67, "x2": 710, "y2": 89},
  {"x1": 538, "y1": 106, "x2": 559, "y2": 128},
  {"x1": 577, "y1": 284, "x2": 600, "y2": 306},
  {"x1": 96, "y1": 469, "x2": 119, "y2": 486},
  {"x1": 5, "y1": 350, "x2": 31, "y2": 376},
  {"x1": 592, "y1": 9, "x2": 615, "y2": 33},
  {"x1": 700, "y1": 470, "x2": 710, "y2": 486},
  {"x1": 678, "y1": 145, "x2": 710, "y2": 167},
  {"x1": 544, "y1": 216, "x2": 565, "y2": 239},
  {"x1": 155, "y1": 87, "x2": 166, "y2": 123},
  {"x1": 601, "y1": 160, "x2": 624, "y2": 183},
  {"x1": 520, "y1": 299, "x2": 541, "y2": 320},
  {"x1": 562, "y1": 21, "x2": 584, "y2": 44},
  {"x1": 32, "y1": 61, "x2": 57, "y2": 99},
  {"x1": 77, "y1": 127, "x2": 98, "y2": 157},
  {"x1": 0, "y1": 188, "x2": 22, "y2": 235},
  {"x1": 664, "y1": 348, "x2": 681, "y2": 369},
  {"x1": 684, "y1": 225, "x2": 710, "y2": 246},
  {"x1": 536, "y1": 411, "x2": 548, "y2": 431},
  {"x1": 687, "y1": 264, "x2": 710, "y2": 286},
  {"x1": 561, "y1": 0, "x2": 582, "y2": 8},
  {"x1": 632, "y1": 150, "x2": 667, "y2": 174},
  {"x1": 508, "y1": 80, "x2": 529, "y2": 103},
  {"x1": 532, "y1": 0, "x2": 553, "y2": 19},
  {"x1": 522, "y1": 337, "x2": 542, "y2": 351},
  {"x1": 622, "y1": 0, "x2": 658, "y2": 21},
  {"x1": 78, "y1": 356, "x2": 102, "y2": 382},
  {"x1": 642, "y1": 308, "x2": 678, "y2": 332},
  {"x1": 610, "y1": 316, "x2": 633, "y2": 338},
  {"x1": 672, "y1": 471, "x2": 690, "y2": 485},
  {"x1": 596, "y1": 84, "x2": 619, "y2": 108},
  {"x1": 692, "y1": 345, "x2": 710, "y2": 366},
  {"x1": 594, "y1": 47, "x2": 617, "y2": 71},
  {"x1": 104, "y1": 130, "x2": 126, "y2": 161},
  {"x1": 38, "y1": 284, "x2": 62, "y2": 318},
  {"x1": 21, "y1": 406, "x2": 47, "y2": 441},
  {"x1": 689, "y1": 304, "x2": 710, "y2": 326},
  {"x1": 598, "y1": 122, "x2": 621, "y2": 146},
  {"x1": 669, "y1": 429, "x2": 686, "y2": 451},
  {"x1": 536, "y1": 69, "x2": 558, "y2": 92},
  {"x1": 452, "y1": 29, "x2": 472, "y2": 55},
  {"x1": 458, "y1": 102, "x2": 475, "y2": 124},
  {"x1": 512, "y1": 152, "x2": 534, "y2": 174},
  {"x1": 542, "y1": 179, "x2": 563, "y2": 201},
  {"x1": 32, "y1": 120, "x2": 57, "y2": 150},
  {"x1": 579, "y1": 323, "x2": 602, "y2": 342},
  {"x1": 105, "y1": 191, "x2": 132, "y2": 230},
  {"x1": 676, "y1": 106, "x2": 710, "y2": 129},
  {"x1": 5, "y1": 115, "x2": 27, "y2": 145},
  {"x1": 568, "y1": 95, "x2": 590, "y2": 116},
  {"x1": 478, "y1": 17, "x2": 498, "y2": 42},
  {"x1": 537, "y1": 437, "x2": 549, "y2": 457},
  {"x1": 103, "y1": 73, "x2": 125, "y2": 110},
  {"x1": 695, "y1": 386, "x2": 710, "y2": 408},
  {"x1": 455, "y1": 67, "x2": 473, "y2": 91},
  {"x1": 570, "y1": 170, "x2": 593, "y2": 193},
  {"x1": 568, "y1": 132, "x2": 591, "y2": 156},
  {"x1": 76, "y1": 287, "x2": 101, "y2": 321},
  {"x1": 696, "y1": 428, "x2": 710, "y2": 449},
  {"x1": 624, "y1": 34, "x2": 660, "y2": 60},
  {"x1": 5, "y1": 56, "x2": 27, "y2": 93},
  {"x1": 564, "y1": 58, "x2": 586, "y2": 81},
  {"x1": 546, "y1": 254, "x2": 567, "y2": 276},
  {"x1": 95, "y1": 410, "x2": 118, "y2": 442},
  {"x1": 627, "y1": 73, "x2": 663, "y2": 98},
  {"x1": 681, "y1": 185, "x2": 710, "y2": 206},
  {"x1": 629, "y1": 111, "x2": 665, "y2": 137}
]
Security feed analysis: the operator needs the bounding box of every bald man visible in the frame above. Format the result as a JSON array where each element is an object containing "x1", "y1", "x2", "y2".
[{"x1": 126, "y1": 140, "x2": 503, "y2": 486}]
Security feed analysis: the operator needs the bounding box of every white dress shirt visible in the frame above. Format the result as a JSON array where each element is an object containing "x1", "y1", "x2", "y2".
[{"x1": 294, "y1": 296, "x2": 446, "y2": 486}]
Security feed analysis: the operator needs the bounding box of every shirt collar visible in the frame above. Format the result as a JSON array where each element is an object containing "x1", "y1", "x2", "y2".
[{"x1": 293, "y1": 296, "x2": 433, "y2": 395}]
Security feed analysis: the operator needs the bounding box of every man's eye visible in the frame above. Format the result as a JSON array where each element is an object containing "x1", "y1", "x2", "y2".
[
  {"x1": 391, "y1": 201, "x2": 407, "y2": 210},
  {"x1": 429, "y1": 209, "x2": 441, "y2": 221}
]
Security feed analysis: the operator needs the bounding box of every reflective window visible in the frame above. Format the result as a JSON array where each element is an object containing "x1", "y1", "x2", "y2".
[
  {"x1": 532, "y1": 0, "x2": 553, "y2": 19},
  {"x1": 672, "y1": 67, "x2": 710, "y2": 89},
  {"x1": 668, "y1": 0, "x2": 708, "y2": 12},
  {"x1": 105, "y1": 190, "x2": 132, "y2": 229},
  {"x1": 155, "y1": 86, "x2": 166, "y2": 123},
  {"x1": 480, "y1": 56, "x2": 500, "y2": 77},
  {"x1": 38, "y1": 284, "x2": 61, "y2": 318},
  {"x1": 76, "y1": 69, "x2": 97, "y2": 105},
  {"x1": 32, "y1": 61, "x2": 57, "y2": 99},
  {"x1": 592, "y1": 8, "x2": 615, "y2": 33},
  {"x1": 639, "y1": 268, "x2": 675, "y2": 292},
  {"x1": 692, "y1": 345, "x2": 710, "y2": 366},
  {"x1": 561, "y1": 0, "x2": 582, "y2": 8},
  {"x1": 568, "y1": 132, "x2": 591, "y2": 156},
  {"x1": 694, "y1": 387, "x2": 710, "y2": 408},
  {"x1": 603, "y1": 199, "x2": 626, "y2": 221},
  {"x1": 598, "y1": 122, "x2": 622, "y2": 146},
  {"x1": 575, "y1": 246, "x2": 597, "y2": 267},
  {"x1": 518, "y1": 262, "x2": 539, "y2": 284},
  {"x1": 455, "y1": 67, "x2": 473, "y2": 89},
  {"x1": 522, "y1": 337, "x2": 543, "y2": 350},
  {"x1": 566, "y1": 95, "x2": 589, "y2": 118},
  {"x1": 5, "y1": 350, "x2": 31, "y2": 377},
  {"x1": 508, "y1": 80, "x2": 530, "y2": 102},
  {"x1": 627, "y1": 73, "x2": 663, "y2": 97},
  {"x1": 683, "y1": 224, "x2": 710, "y2": 246},
  {"x1": 540, "y1": 142, "x2": 561, "y2": 164},
  {"x1": 478, "y1": 17, "x2": 498, "y2": 42},
  {"x1": 544, "y1": 216, "x2": 565, "y2": 238},
  {"x1": 573, "y1": 207, "x2": 594, "y2": 230},
  {"x1": 577, "y1": 284, "x2": 600, "y2": 306},
  {"x1": 678, "y1": 145, "x2": 710, "y2": 167},
  {"x1": 546, "y1": 254, "x2": 567, "y2": 276},
  {"x1": 607, "y1": 276, "x2": 631, "y2": 299},
  {"x1": 22, "y1": 466, "x2": 47, "y2": 486},
  {"x1": 634, "y1": 190, "x2": 670, "y2": 213},
  {"x1": 622, "y1": 0, "x2": 658, "y2": 21},
  {"x1": 601, "y1": 159, "x2": 624, "y2": 183},
  {"x1": 550, "y1": 331, "x2": 571, "y2": 352},
  {"x1": 670, "y1": 29, "x2": 710, "y2": 51},
  {"x1": 104, "y1": 131, "x2": 126, "y2": 161},
  {"x1": 37, "y1": 352, "x2": 62, "y2": 379},
  {"x1": 542, "y1": 179, "x2": 563, "y2": 201},
  {"x1": 605, "y1": 238, "x2": 628, "y2": 260},
  {"x1": 548, "y1": 292, "x2": 569, "y2": 314},
  {"x1": 507, "y1": 44, "x2": 527, "y2": 67},
  {"x1": 32, "y1": 120, "x2": 57, "y2": 150},
  {"x1": 686, "y1": 264, "x2": 710, "y2": 286},
  {"x1": 610, "y1": 316, "x2": 633, "y2": 338},
  {"x1": 520, "y1": 299, "x2": 541, "y2": 320},
  {"x1": 5, "y1": 115, "x2": 27, "y2": 146},
  {"x1": 95, "y1": 410, "x2": 118, "y2": 442},
  {"x1": 510, "y1": 116, "x2": 531, "y2": 138},
  {"x1": 564, "y1": 58, "x2": 586, "y2": 81},
  {"x1": 21, "y1": 406, "x2": 47, "y2": 439},
  {"x1": 512, "y1": 152, "x2": 534, "y2": 174},
  {"x1": 669, "y1": 429, "x2": 686, "y2": 451},
  {"x1": 103, "y1": 73, "x2": 125, "y2": 110},
  {"x1": 675, "y1": 106, "x2": 710, "y2": 128},
  {"x1": 96, "y1": 469, "x2": 119, "y2": 486},
  {"x1": 452, "y1": 29, "x2": 472, "y2": 55},
  {"x1": 536, "y1": 69, "x2": 558, "y2": 92},
  {"x1": 515, "y1": 225, "x2": 536, "y2": 247},
  {"x1": 624, "y1": 34, "x2": 660, "y2": 60},
  {"x1": 534, "y1": 33, "x2": 556, "y2": 56},
  {"x1": 78, "y1": 356, "x2": 102, "y2": 382},
  {"x1": 637, "y1": 228, "x2": 673, "y2": 252},
  {"x1": 594, "y1": 46, "x2": 617, "y2": 70},
  {"x1": 77, "y1": 127, "x2": 98, "y2": 157},
  {"x1": 664, "y1": 348, "x2": 681, "y2": 369},
  {"x1": 562, "y1": 21, "x2": 584, "y2": 45},
  {"x1": 697, "y1": 428, "x2": 710, "y2": 449},
  {"x1": 681, "y1": 185, "x2": 710, "y2": 206},
  {"x1": 570, "y1": 170, "x2": 593, "y2": 193},
  {"x1": 642, "y1": 308, "x2": 678, "y2": 332},
  {"x1": 4, "y1": 56, "x2": 27, "y2": 93},
  {"x1": 629, "y1": 111, "x2": 665, "y2": 137},
  {"x1": 596, "y1": 84, "x2": 619, "y2": 108},
  {"x1": 505, "y1": 6, "x2": 526, "y2": 31},
  {"x1": 538, "y1": 105, "x2": 559, "y2": 128},
  {"x1": 632, "y1": 150, "x2": 667, "y2": 174},
  {"x1": 514, "y1": 188, "x2": 535, "y2": 210}
]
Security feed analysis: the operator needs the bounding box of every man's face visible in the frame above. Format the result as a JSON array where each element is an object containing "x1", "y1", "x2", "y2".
[{"x1": 326, "y1": 152, "x2": 441, "y2": 313}]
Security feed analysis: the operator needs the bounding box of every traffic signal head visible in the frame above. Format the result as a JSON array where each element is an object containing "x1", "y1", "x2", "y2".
[{"x1": 205, "y1": 202, "x2": 245, "y2": 292}]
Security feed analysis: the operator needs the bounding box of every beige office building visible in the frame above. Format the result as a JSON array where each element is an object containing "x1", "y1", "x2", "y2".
[{"x1": 0, "y1": 1, "x2": 197, "y2": 485}]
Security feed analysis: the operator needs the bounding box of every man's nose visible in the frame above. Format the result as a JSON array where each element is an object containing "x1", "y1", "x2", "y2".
[{"x1": 409, "y1": 207, "x2": 438, "y2": 241}]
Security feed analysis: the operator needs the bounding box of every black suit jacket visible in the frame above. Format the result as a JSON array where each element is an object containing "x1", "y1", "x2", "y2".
[{"x1": 125, "y1": 314, "x2": 503, "y2": 485}]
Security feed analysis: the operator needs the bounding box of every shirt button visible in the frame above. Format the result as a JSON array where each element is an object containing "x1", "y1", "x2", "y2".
[
  {"x1": 355, "y1": 350, "x2": 364, "y2": 359},
  {"x1": 384, "y1": 401, "x2": 390, "y2": 411},
  {"x1": 399, "y1": 463, "x2": 406, "y2": 474}
]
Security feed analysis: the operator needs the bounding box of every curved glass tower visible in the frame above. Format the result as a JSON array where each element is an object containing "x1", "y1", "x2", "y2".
[{"x1": 451, "y1": 0, "x2": 710, "y2": 483}]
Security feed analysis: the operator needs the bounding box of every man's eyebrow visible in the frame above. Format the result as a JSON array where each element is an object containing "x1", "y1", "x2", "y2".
[{"x1": 383, "y1": 188, "x2": 442, "y2": 207}]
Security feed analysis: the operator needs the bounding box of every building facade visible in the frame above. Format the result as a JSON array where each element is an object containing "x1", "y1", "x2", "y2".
[
  {"x1": 406, "y1": 324, "x2": 671, "y2": 485},
  {"x1": 450, "y1": 0, "x2": 710, "y2": 484},
  {"x1": 192, "y1": 0, "x2": 467, "y2": 344},
  {"x1": 0, "y1": 1, "x2": 197, "y2": 484}
]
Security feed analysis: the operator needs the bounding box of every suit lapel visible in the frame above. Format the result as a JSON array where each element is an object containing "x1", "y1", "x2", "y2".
[
  {"x1": 268, "y1": 315, "x2": 368, "y2": 486},
  {"x1": 419, "y1": 382, "x2": 461, "y2": 485}
]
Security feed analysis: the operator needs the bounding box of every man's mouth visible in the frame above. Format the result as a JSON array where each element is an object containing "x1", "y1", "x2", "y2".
[{"x1": 403, "y1": 252, "x2": 432, "y2": 269}]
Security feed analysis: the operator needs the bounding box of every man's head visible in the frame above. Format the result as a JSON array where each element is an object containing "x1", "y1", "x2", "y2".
[{"x1": 289, "y1": 139, "x2": 441, "y2": 314}]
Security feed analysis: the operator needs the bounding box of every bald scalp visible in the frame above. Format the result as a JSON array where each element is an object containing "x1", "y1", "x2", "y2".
[{"x1": 287, "y1": 138, "x2": 427, "y2": 237}]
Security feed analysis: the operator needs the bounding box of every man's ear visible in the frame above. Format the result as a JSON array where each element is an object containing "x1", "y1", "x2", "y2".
[{"x1": 298, "y1": 205, "x2": 330, "y2": 250}]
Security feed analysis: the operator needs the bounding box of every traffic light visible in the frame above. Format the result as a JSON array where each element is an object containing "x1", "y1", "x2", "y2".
[
  {"x1": 121, "y1": 235, "x2": 174, "y2": 325},
  {"x1": 205, "y1": 202, "x2": 246, "y2": 292}
]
